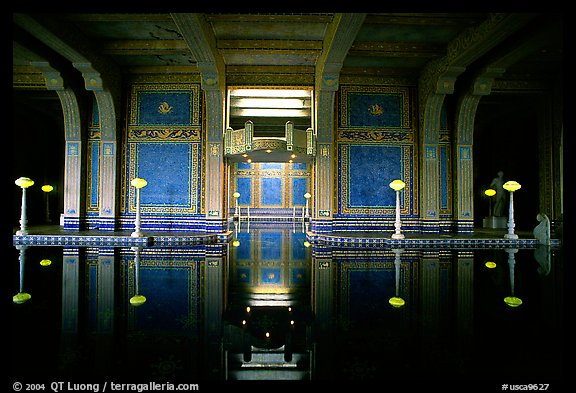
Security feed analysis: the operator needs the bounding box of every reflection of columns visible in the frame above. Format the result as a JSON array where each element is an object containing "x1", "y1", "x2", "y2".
[
  {"x1": 420, "y1": 251, "x2": 441, "y2": 367},
  {"x1": 312, "y1": 248, "x2": 334, "y2": 380},
  {"x1": 456, "y1": 251, "x2": 474, "y2": 347},
  {"x1": 204, "y1": 250, "x2": 225, "y2": 379},
  {"x1": 97, "y1": 249, "x2": 115, "y2": 333},
  {"x1": 94, "y1": 248, "x2": 115, "y2": 375},
  {"x1": 60, "y1": 248, "x2": 81, "y2": 364},
  {"x1": 62, "y1": 248, "x2": 81, "y2": 333},
  {"x1": 421, "y1": 251, "x2": 440, "y2": 328}
]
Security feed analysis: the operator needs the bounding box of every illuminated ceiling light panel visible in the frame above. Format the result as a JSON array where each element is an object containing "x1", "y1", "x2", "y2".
[
  {"x1": 235, "y1": 108, "x2": 309, "y2": 117},
  {"x1": 230, "y1": 88, "x2": 311, "y2": 98},
  {"x1": 233, "y1": 98, "x2": 308, "y2": 108}
]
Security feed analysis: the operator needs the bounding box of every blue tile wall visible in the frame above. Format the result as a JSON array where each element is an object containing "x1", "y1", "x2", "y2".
[
  {"x1": 237, "y1": 178, "x2": 252, "y2": 205},
  {"x1": 292, "y1": 178, "x2": 308, "y2": 206},
  {"x1": 261, "y1": 178, "x2": 282, "y2": 206},
  {"x1": 348, "y1": 93, "x2": 402, "y2": 128},
  {"x1": 440, "y1": 145, "x2": 448, "y2": 209},
  {"x1": 348, "y1": 145, "x2": 402, "y2": 208},
  {"x1": 136, "y1": 143, "x2": 192, "y2": 207},
  {"x1": 137, "y1": 91, "x2": 193, "y2": 126},
  {"x1": 89, "y1": 142, "x2": 99, "y2": 209}
]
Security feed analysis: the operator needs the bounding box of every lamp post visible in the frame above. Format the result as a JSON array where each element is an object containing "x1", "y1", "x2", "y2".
[
  {"x1": 233, "y1": 192, "x2": 240, "y2": 219},
  {"x1": 131, "y1": 178, "x2": 147, "y2": 238},
  {"x1": 389, "y1": 179, "x2": 406, "y2": 240},
  {"x1": 15, "y1": 177, "x2": 34, "y2": 235},
  {"x1": 304, "y1": 192, "x2": 311, "y2": 220},
  {"x1": 42, "y1": 184, "x2": 54, "y2": 223},
  {"x1": 484, "y1": 188, "x2": 496, "y2": 216},
  {"x1": 503, "y1": 180, "x2": 521, "y2": 239}
]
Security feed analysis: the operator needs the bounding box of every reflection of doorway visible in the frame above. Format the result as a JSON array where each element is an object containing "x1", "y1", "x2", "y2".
[
  {"x1": 473, "y1": 95, "x2": 540, "y2": 231},
  {"x1": 223, "y1": 225, "x2": 313, "y2": 380}
]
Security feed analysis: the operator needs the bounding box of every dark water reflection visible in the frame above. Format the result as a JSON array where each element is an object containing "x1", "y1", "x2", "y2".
[{"x1": 9, "y1": 226, "x2": 564, "y2": 387}]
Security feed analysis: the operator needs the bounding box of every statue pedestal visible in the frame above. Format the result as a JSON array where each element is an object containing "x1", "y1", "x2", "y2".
[{"x1": 483, "y1": 216, "x2": 507, "y2": 229}]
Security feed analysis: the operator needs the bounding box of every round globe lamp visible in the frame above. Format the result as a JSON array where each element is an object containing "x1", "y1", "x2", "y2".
[
  {"x1": 503, "y1": 181, "x2": 521, "y2": 239},
  {"x1": 130, "y1": 178, "x2": 147, "y2": 237},
  {"x1": 15, "y1": 177, "x2": 34, "y2": 235},
  {"x1": 389, "y1": 180, "x2": 406, "y2": 239}
]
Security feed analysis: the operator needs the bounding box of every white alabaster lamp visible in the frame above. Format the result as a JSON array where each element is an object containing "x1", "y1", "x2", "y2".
[
  {"x1": 389, "y1": 180, "x2": 406, "y2": 240},
  {"x1": 484, "y1": 188, "x2": 496, "y2": 216},
  {"x1": 131, "y1": 178, "x2": 147, "y2": 238},
  {"x1": 304, "y1": 192, "x2": 311, "y2": 219},
  {"x1": 42, "y1": 184, "x2": 54, "y2": 223},
  {"x1": 233, "y1": 192, "x2": 240, "y2": 218},
  {"x1": 15, "y1": 177, "x2": 34, "y2": 235},
  {"x1": 503, "y1": 180, "x2": 521, "y2": 239}
]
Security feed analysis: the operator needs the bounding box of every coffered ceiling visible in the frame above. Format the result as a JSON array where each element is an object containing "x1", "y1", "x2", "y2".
[{"x1": 12, "y1": 12, "x2": 563, "y2": 136}]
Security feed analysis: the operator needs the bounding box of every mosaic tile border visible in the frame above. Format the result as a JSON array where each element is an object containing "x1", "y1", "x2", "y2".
[
  {"x1": 306, "y1": 232, "x2": 561, "y2": 249},
  {"x1": 13, "y1": 232, "x2": 233, "y2": 247},
  {"x1": 13, "y1": 231, "x2": 559, "y2": 249}
]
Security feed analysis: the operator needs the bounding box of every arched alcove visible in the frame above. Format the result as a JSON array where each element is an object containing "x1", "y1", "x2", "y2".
[
  {"x1": 473, "y1": 94, "x2": 540, "y2": 232},
  {"x1": 13, "y1": 90, "x2": 65, "y2": 227}
]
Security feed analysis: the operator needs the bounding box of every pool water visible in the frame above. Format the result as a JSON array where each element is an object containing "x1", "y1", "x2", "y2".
[{"x1": 9, "y1": 225, "x2": 564, "y2": 387}]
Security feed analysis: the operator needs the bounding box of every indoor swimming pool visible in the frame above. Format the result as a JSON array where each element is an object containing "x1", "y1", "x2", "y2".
[{"x1": 9, "y1": 224, "x2": 564, "y2": 387}]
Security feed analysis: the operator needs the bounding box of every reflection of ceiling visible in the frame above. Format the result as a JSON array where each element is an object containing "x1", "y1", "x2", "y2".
[{"x1": 13, "y1": 13, "x2": 563, "y2": 143}]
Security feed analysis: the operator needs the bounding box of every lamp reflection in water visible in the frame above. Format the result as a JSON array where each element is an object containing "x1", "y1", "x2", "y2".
[
  {"x1": 131, "y1": 178, "x2": 147, "y2": 238},
  {"x1": 15, "y1": 177, "x2": 34, "y2": 235},
  {"x1": 503, "y1": 248, "x2": 522, "y2": 307},
  {"x1": 503, "y1": 180, "x2": 521, "y2": 239},
  {"x1": 232, "y1": 220, "x2": 241, "y2": 247},
  {"x1": 130, "y1": 246, "x2": 146, "y2": 307},
  {"x1": 389, "y1": 248, "x2": 405, "y2": 308},
  {"x1": 389, "y1": 179, "x2": 406, "y2": 240},
  {"x1": 13, "y1": 246, "x2": 31, "y2": 304}
]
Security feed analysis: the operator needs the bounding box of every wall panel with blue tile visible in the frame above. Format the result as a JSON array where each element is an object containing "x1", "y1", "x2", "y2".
[
  {"x1": 336, "y1": 85, "x2": 417, "y2": 222},
  {"x1": 122, "y1": 83, "x2": 203, "y2": 230}
]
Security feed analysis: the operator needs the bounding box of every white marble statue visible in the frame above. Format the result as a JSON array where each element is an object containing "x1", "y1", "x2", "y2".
[{"x1": 533, "y1": 213, "x2": 551, "y2": 245}]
